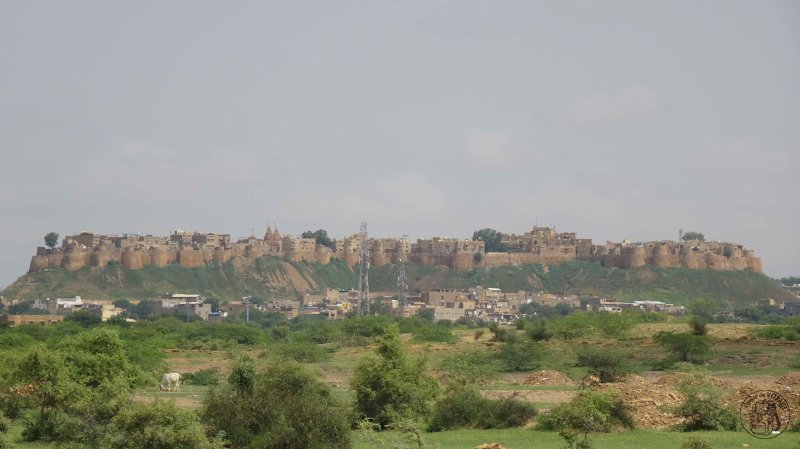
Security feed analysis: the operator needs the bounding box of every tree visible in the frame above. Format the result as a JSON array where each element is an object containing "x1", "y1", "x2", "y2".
[
  {"x1": 202, "y1": 359, "x2": 350, "y2": 449},
  {"x1": 44, "y1": 232, "x2": 59, "y2": 249},
  {"x1": 13, "y1": 329, "x2": 138, "y2": 445},
  {"x1": 577, "y1": 346, "x2": 629, "y2": 383},
  {"x1": 682, "y1": 231, "x2": 705, "y2": 242},
  {"x1": 351, "y1": 330, "x2": 439, "y2": 428},
  {"x1": 653, "y1": 331, "x2": 712, "y2": 363},
  {"x1": 302, "y1": 229, "x2": 333, "y2": 248},
  {"x1": 63, "y1": 310, "x2": 102, "y2": 327},
  {"x1": 105, "y1": 400, "x2": 224, "y2": 449},
  {"x1": 471, "y1": 228, "x2": 507, "y2": 252}
]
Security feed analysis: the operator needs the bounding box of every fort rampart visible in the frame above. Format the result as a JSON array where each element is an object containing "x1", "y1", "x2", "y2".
[{"x1": 28, "y1": 227, "x2": 762, "y2": 274}]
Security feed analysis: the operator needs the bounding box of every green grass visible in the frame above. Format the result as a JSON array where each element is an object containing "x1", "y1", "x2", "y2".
[{"x1": 353, "y1": 430, "x2": 797, "y2": 449}]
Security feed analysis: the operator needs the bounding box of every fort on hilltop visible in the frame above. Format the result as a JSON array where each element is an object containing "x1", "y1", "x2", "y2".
[{"x1": 28, "y1": 226, "x2": 762, "y2": 274}]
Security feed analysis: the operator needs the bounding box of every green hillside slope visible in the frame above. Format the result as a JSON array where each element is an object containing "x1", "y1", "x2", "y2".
[{"x1": 2, "y1": 257, "x2": 793, "y2": 309}]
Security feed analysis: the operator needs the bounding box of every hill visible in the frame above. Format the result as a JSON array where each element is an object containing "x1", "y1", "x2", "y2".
[{"x1": 1, "y1": 257, "x2": 793, "y2": 309}]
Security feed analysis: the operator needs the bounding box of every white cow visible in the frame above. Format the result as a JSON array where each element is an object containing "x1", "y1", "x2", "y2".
[{"x1": 159, "y1": 372, "x2": 181, "y2": 392}]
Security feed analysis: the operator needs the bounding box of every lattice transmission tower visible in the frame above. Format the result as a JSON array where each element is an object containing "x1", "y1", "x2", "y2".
[
  {"x1": 357, "y1": 222, "x2": 370, "y2": 317},
  {"x1": 397, "y1": 258, "x2": 407, "y2": 317}
]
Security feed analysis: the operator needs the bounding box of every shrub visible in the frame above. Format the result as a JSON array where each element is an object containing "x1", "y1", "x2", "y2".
[
  {"x1": 576, "y1": 345, "x2": 628, "y2": 383},
  {"x1": 688, "y1": 316, "x2": 708, "y2": 336},
  {"x1": 653, "y1": 332, "x2": 712, "y2": 363},
  {"x1": 498, "y1": 340, "x2": 543, "y2": 372},
  {"x1": 351, "y1": 331, "x2": 439, "y2": 428},
  {"x1": 202, "y1": 360, "x2": 350, "y2": 449},
  {"x1": 680, "y1": 436, "x2": 713, "y2": 449},
  {"x1": 536, "y1": 390, "x2": 634, "y2": 433},
  {"x1": 673, "y1": 373, "x2": 737, "y2": 431},
  {"x1": 427, "y1": 387, "x2": 536, "y2": 431},
  {"x1": 105, "y1": 400, "x2": 224, "y2": 449},
  {"x1": 526, "y1": 319, "x2": 552, "y2": 341}
]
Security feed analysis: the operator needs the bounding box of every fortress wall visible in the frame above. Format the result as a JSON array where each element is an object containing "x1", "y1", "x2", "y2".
[
  {"x1": 371, "y1": 252, "x2": 388, "y2": 267},
  {"x1": 621, "y1": 247, "x2": 646, "y2": 268},
  {"x1": 484, "y1": 252, "x2": 511, "y2": 268},
  {"x1": 343, "y1": 253, "x2": 359, "y2": 267},
  {"x1": 213, "y1": 247, "x2": 230, "y2": 265},
  {"x1": 729, "y1": 255, "x2": 747, "y2": 270},
  {"x1": 29, "y1": 255, "x2": 49, "y2": 272},
  {"x1": 679, "y1": 251, "x2": 700, "y2": 269},
  {"x1": 746, "y1": 256, "x2": 762, "y2": 273},
  {"x1": 88, "y1": 249, "x2": 108, "y2": 268},
  {"x1": 452, "y1": 253, "x2": 474, "y2": 270},
  {"x1": 61, "y1": 247, "x2": 86, "y2": 271},
  {"x1": 316, "y1": 249, "x2": 332, "y2": 265},
  {"x1": 650, "y1": 245, "x2": 676, "y2": 268},
  {"x1": 121, "y1": 248, "x2": 143, "y2": 270},
  {"x1": 150, "y1": 247, "x2": 170, "y2": 267},
  {"x1": 178, "y1": 249, "x2": 204, "y2": 268}
]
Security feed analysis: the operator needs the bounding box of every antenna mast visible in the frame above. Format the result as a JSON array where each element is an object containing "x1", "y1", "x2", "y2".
[
  {"x1": 357, "y1": 222, "x2": 370, "y2": 317},
  {"x1": 397, "y1": 258, "x2": 407, "y2": 317}
]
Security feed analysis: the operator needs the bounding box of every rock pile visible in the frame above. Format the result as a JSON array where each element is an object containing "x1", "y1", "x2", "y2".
[
  {"x1": 522, "y1": 370, "x2": 576, "y2": 386},
  {"x1": 473, "y1": 444, "x2": 508, "y2": 449},
  {"x1": 592, "y1": 374, "x2": 685, "y2": 429},
  {"x1": 723, "y1": 373, "x2": 800, "y2": 427}
]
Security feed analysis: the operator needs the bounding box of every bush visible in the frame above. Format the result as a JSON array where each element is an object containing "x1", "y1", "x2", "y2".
[
  {"x1": 673, "y1": 373, "x2": 737, "y2": 431},
  {"x1": 653, "y1": 332, "x2": 712, "y2": 363},
  {"x1": 427, "y1": 387, "x2": 536, "y2": 431},
  {"x1": 688, "y1": 316, "x2": 708, "y2": 336},
  {"x1": 680, "y1": 436, "x2": 713, "y2": 449},
  {"x1": 182, "y1": 368, "x2": 220, "y2": 386},
  {"x1": 498, "y1": 340, "x2": 543, "y2": 372},
  {"x1": 536, "y1": 390, "x2": 634, "y2": 433},
  {"x1": 105, "y1": 400, "x2": 223, "y2": 449},
  {"x1": 576, "y1": 346, "x2": 628, "y2": 383},
  {"x1": 526, "y1": 319, "x2": 552, "y2": 341},
  {"x1": 351, "y1": 331, "x2": 439, "y2": 428},
  {"x1": 202, "y1": 360, "x2": 350, "y2": 449}
]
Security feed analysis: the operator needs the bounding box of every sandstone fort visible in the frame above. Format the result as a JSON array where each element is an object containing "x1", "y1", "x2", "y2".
[{"x1": 28, "y1": 225, "x2": 762, "y2": 275}]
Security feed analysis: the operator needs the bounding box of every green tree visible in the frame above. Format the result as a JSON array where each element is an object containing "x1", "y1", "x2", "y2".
[
  {"x1": 498, "y1": 339, "x2": 543, "y2": 372},
  {"x1": 44, "y1": 232, "x2": 59, "y2": 249},
  {"x1": 105, "y1": 400, "x2": 224, "y2": 449},
  {"x1": 471, "y1": 228, "x2": 507, "y2": 252},
  {"x1": 302, "y1": 229, "x2": 333, "y2": 248},
  {"x1": 653, "y1": 332, "x2": 712, "y2": 363},
  {"x1": 351, "y1": 330, "x2": 439, "y2": 428},
  {"x1": 202, "y1": 360, "x2": 350, "y2": 449},
  {"x1": 14, "y1": 329, "x2": 137, "y2": 445},
  {"x1": 577, "y1": 346, "x2": 628, "y2": 383},
  {"x1": 0, "y1": 411, "x2": 13, "y2": 449},
  {"x1": 682, "y1": 231, "x2": 705, "y2": 242},
  {"x1": 63, "y1": 310, "x2": 102, "y2": 327},
  {"x1": 687, "y1": 299, "x2": 716, "y2": 322}
]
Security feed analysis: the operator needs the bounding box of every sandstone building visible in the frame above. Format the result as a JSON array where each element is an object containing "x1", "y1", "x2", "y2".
[{"x1": 28, "y1": 225, "x2": 762, "y2": 274}]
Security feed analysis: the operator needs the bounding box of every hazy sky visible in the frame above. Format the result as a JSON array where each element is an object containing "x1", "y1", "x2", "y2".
[{"x1": 1, "y1": 1, "x2": 798, "y2": 289}]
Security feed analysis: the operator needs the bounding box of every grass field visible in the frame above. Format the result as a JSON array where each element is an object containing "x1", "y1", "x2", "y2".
[{"x1": 353, "y1": 429, "x2": 798, "y2": 449}]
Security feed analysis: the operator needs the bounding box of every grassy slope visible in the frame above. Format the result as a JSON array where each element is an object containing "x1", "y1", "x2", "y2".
[{"x1": 2, "y1": 258, "x2": 793, "y2": 308}]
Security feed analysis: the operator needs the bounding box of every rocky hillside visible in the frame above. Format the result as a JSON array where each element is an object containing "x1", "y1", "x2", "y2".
[{"x1": 1, "y1": 257, "x2": 793, "y2": 308}]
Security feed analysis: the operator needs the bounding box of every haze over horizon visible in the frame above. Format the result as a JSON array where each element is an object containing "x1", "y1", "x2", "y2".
[{"x1": 2, "y1": 1, "x2": 798, "y2": 290}]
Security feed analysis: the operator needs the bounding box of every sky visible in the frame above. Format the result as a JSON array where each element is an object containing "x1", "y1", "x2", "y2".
[{"x1": 1, "y1": 0, "x2": 798, "y2": 289}]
